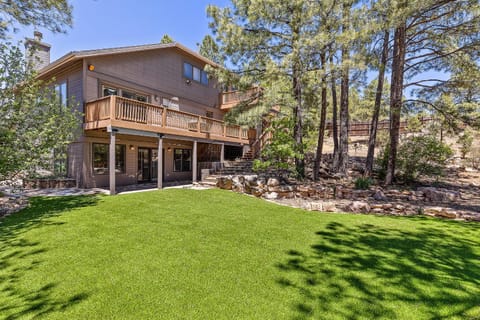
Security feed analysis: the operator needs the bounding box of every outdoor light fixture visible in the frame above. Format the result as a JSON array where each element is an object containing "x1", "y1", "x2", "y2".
[
  {"x1": 167, "y1": 147, "x2": 172, "y2": 152},
  {"x1": 185, "y1": 79, "x2": 191, "y2": 85},
  {"x1": 88, "y1": 64, "x2": 95, "y2": 71},
  {"x1": 129, "y1": 145, "x2": 135, "y2": 151}
]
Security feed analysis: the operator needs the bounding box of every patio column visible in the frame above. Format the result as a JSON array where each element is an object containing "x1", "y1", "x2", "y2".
[
  {"x1": 157, "y1": 136, "x2": 163, "y2": 189},
  {"x1": 220, "y1": 143, "x2": 225, "y2": 164},
  {"x1": 109, "y1": 130, "x2": 116, "y2": 195},
  {"x1": 192, "y1": 140, "x2": 197, "y2": 183}
]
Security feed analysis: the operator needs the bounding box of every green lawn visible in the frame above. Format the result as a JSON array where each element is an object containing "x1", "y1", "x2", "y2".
[{"x1": 0, "y1": 189, "x2": 479, "y2": 319}]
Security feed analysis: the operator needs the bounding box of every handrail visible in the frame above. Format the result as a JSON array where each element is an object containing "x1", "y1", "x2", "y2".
[
  {"x1": 251, "y1": 129, "x2": 272, "y2": 158},
  {"x1": 84, "y1": 95, "x2": 252, "y2": 141}
]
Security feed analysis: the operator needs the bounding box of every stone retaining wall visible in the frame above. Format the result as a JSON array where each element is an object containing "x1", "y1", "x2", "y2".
[
  {"x1": 216, "y1": 175, "x2": 479, "y2": 222},
  {"x1": 23, "y1": 178, "x2": 76, "y2": 189}
]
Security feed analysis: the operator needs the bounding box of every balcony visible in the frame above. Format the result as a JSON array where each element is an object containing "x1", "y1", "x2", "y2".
[
  {"x1": 219, "y1": 87, "x2": 261, "y2": 110},
  {"x1": 84, "y1": 96, "x2": 253, "y2": 143}
]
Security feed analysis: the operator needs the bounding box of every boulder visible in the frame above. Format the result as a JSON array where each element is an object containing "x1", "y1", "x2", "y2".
[
  {"x1": 418, "y1": 187, "x2": 460, "y2": 203},
  {"x1": 263, "y1": 192, "x2": 278, "y2": 200},
  {"x1": 232, "y1": 182, "x2": 245, "y2": 193},
  {"x1": 303, "y1": 201, "x2": 323, "y2": 211},
  {"x1": 250, "y1": 187, "x2": 264, "y2": 197},
  {"x1": 322, "y1": 202, "x2": 337, "y2": 212},
  {"x1": 424, "y1": 206, "x2": 458, "y2": 219},
  {"x1": 244, "y1": 175, "x2": 258, "y2": 186},
  {"x1": 373, "y1": 190, "x2": 387, "y2": 201},
  {"x1": 216, "y1": 177, "x2": 233, "y2": 190},
  {"x1": 267, "y1": 177, "x2": 281, "y2": 187},
  {"x1": 347, "y1": 201, "x2": 371, "y2": 213}
]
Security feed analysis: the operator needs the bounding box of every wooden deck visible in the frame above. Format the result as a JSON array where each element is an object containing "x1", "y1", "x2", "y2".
[
  {"x1": 84, "y1": 95, "x2": 253, "y2": 144},
  {"x1": 219, "y1": 87, "x2": 261, "y2": 110}
]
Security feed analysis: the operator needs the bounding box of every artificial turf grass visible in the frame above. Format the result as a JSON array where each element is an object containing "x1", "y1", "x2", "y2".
[{"x1": 0, "y1": 189, "x2": 479, "y2": 319}]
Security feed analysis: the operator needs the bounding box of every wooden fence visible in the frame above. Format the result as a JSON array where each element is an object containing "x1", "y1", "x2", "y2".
[{"x1": 325, "y1": 117, "x2": 434, "y2": 137}]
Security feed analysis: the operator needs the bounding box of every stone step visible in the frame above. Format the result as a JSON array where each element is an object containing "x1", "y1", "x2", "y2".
[{"x1": 197, "y1": 181, "x2": 217, "y2": 187}]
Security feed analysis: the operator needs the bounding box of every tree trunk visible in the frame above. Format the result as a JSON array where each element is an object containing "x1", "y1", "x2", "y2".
[
  {"x1": 335, "y1": 3, "x2": 350, "y2": 175},
  {"x1": 385, "y1": 24, "x2": 406, "y2": 185},
  {"x1": 291, "y1": 16, "x2": 305, "y2": 178},
  {"x1": 314, "y1": 52, "x2": 328, "y2": 180},
  {"x1": 330, "y1": 54, "x2": 339, "y2": 168},
  {"x1": 365, "y1": 30, "x2": 390, "y2": 176}
]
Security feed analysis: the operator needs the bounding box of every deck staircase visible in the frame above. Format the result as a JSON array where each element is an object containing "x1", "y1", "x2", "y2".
[{"x1": 198, "y1": 158, "x2": 255, "y2": 187}]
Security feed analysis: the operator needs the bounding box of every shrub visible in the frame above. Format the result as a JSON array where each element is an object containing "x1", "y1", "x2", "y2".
[
  {"x1": 457, "y1": 129, "x2": 474, "y2": 159},
  {"x1": 354, "y1": 177, "x2": 372, "y2": 190},
  {"x1": 253, "y1": 116, "x2": 303, "y2": 176},
  {"x1": 377, "y1": 135, "x2": 453, "y2": 181},
  {"x1": 397, "y1": 135, "x2": 453, "y2": 181}
]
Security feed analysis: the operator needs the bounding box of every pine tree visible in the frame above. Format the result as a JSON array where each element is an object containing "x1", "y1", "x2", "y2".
[
  {"x1": 0, "y1": 0, "x2": 72, "y2": 38},
  {"x1": 160, "y1": 34, "x2": 174, "y2": 44},
  {"x1": 198, "y1": 35, "x2": 223, "y2": 65},
  {"x1": 207, "y1": 0, "x2": 325, "y2": 177},
  {"x1": 385, "y1": 0, "x2": 480, "y2": 184}
]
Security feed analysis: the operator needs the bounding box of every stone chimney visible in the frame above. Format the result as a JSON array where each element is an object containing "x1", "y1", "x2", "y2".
[{"x1": 25, "y1": 31, "x2": 51, "y2": 71}]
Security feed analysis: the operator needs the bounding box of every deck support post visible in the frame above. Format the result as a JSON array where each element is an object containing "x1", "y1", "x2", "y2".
[
  {"x1": 192, "y1": 140, "x2": 197, "y2": 183},
  {"x1": 220, "y1": 143, "x2": 225, "y2": 164},
  {"x1": 158, "y1": 135, "x2": 163, "y2": 189},
  {"x1": 109, "y1": 130, "x2": 116, "y2": 195}
]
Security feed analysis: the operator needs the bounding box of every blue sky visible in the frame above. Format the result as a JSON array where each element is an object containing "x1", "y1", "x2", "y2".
[{"x1": 12, "y1": 0, "x2": 229, "y2": 61}]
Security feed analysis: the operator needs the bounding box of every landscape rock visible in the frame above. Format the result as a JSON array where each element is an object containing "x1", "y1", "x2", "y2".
[
  {"x1": 216, "y1": 177, "x2": 233, "y2": 190},
  {"x1": 0, "y1": 195, "x2": 29, "y2": 217},
  {"x1": 418, "y1": 187, "x2": 460, "y2": 203},
  {"x1": 347, "y1": 201, "x2": 371, "y2": 213},
  {"x1": 267, "y1": 177, "x2": 281, "y2": 187},
  {"x1": 322, "y1": 202, "x2": 337, "y2": 212},
  {"x1": 373, "y1": 190, "x2": 387, "y2": 201},
  {"x1": 263, "y1": 192, "x2": 278, "y2": 200},
  {"x1": 424, "y1": 206, "x2": 458, "y2": 219}
]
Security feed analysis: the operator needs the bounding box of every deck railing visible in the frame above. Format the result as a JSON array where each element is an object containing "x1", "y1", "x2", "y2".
[
  {"x1": 85, "y1": 95, "x2": 250, "y2": 141},
  {"x1": 220, "y1": 87, "x2": 261, "y2": 107}
]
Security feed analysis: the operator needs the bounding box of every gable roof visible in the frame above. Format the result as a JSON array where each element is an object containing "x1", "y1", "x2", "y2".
[{"x1": 38, "y1": 42, "x2": 218, "y2": 77}]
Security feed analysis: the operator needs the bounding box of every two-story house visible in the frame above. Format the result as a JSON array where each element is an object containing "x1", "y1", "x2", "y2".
[{"x1": 29, "y1": 32, "x2": 255, "y2": 194}]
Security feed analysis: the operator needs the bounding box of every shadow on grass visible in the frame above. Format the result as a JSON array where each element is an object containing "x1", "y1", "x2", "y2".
[
  {"x1": 0, "y1": 196, "x2": 99, "y2": 319},
  {"x1": 276, "y1": 217, "x2": 480, "y2": 319}
]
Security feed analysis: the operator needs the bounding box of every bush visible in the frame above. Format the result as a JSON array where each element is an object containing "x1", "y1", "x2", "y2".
[
  {"x1": 457, "y1": 129, "x2": 474, "y2": 159},
  {"x1": 253, "y1": 116, "x2": 303, "y2": 176},
  {"x1": 354, "y1": 177, "x2": 372, "y2": 190},
  {"x1": 378, "y1": 135, "x2": 453, "y2": 181},
  {"x1": 399, "y1": 136, "x2": 453, "y2": 181}
]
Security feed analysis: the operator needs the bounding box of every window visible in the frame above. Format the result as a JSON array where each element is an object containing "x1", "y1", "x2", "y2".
[
  {"x1": 101, "y1": 84, "x2": 149, "y2": 102},
  {"x1": 122, "y1": 90, "x2": 148, "y2": 102},
  {"x1": 162, "y1": 97, "x2": 179, "y2": 110},
  {"x1": 183, "y1": 62, "x2": 193, "y2": 79},
  {"x1": 183, "y1": 62, "x2": 209, "y2": 86},
  {"x1": 103, "y1": 86, "x2": 118, "y2": 97},
  {"x1": 92, "y1": 143, "x2": 126, "y2": 175},
  {"x1": 173, "y1": 149, "x2": 191, "y2": 172},
  {"x1": 193, "y1": 67, "x2": 201, "y2": 82},
  {"x1": 201, "y1": 71, "x2": 209, "y2": 85},
  {"x1": 55, "y1": 81, "x2": 67, "y2": 106}
]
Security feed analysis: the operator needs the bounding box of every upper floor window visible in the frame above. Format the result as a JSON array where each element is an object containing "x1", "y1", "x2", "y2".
[
  {"x1": 183, "y1": 62, "x2": 209, "y2": 86},
  {"x1": 55, "y1": 81, "x2": 67, "y2": 106}
]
